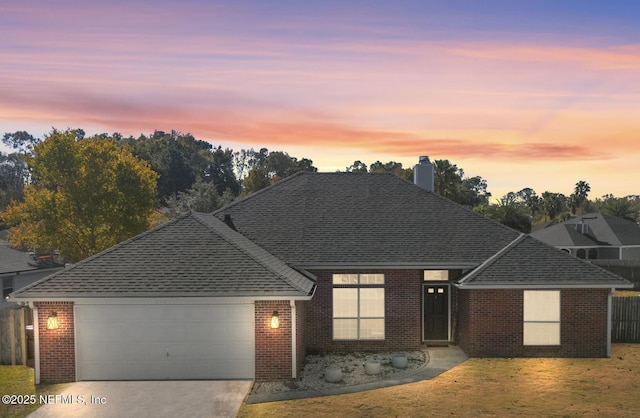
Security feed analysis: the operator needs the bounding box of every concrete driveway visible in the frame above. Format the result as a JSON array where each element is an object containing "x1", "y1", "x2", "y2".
[{"x1": 28, "y1": 380, "x2": 251, "y2": 418}]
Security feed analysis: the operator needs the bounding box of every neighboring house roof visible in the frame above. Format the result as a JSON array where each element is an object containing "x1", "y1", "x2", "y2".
[
  {"x1": 213, "y1": 172, "x2": 521, "y2": 267},
  {"x1": 0, "y1": 238, "x2": 54, "y2": 275},
  {"x1": 10, "y1": 212, "x2": 315, "y2": 299},
  {"x1": 530, "y1": 213, "x2": 640, "y2": 247},
  {"x1": 457, "y1": 234, "x2": 632, "y2": 288}
]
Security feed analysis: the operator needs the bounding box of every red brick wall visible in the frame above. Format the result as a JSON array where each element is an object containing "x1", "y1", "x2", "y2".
[
  {"x1": 254, "y1": 301, "x2": 292, "y2": 380},
  {"x1": 457, "y1": 288, "x2": 610, "y2": 357},
  {"x1": 295, "y1": 300, "x2": 307, "y2": 378},
  {"x1": 305, "y1": 270, "x2": 423, "y2": 353},
  {"x1": 560, "y1": 288, "x2": 609, "y2": 357},
  {"x1": 35, "y1": 302, "x2": 75, "y2": 383}
]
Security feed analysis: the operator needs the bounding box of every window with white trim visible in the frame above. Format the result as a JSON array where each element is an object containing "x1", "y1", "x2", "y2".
[
  {"x1": 523, "y1": 290, "x2": 560, "y2": 345},
  {"x1": 333, "y1": 274, "x2": 384, "y2": 340},
  {"x1": 423, "y1": 270, "x2": 449, "y2": 281}
]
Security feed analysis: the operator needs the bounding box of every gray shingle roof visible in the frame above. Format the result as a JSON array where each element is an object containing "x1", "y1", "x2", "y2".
[
  {"x1": 0, "y1": 240, "x2": 39, "y2": 274},
  {"x1": 11, "y1": 173, "x2": 631, "y2": 297},
  {"x1": 1, "y1": 239, "x2": 63, "y2": 275},
  {"x1": 457, "y1": 234, "x2": 632, "y2": 288},
  {"x1": 10, "y1": 212, "x2": 315, "y2": 299},
  {"x1": 214, "y1": 172, "x2": 521, "y2": 267},
  {"x1": 530, "y1": 213, "x2": 640, "y2": 247}
]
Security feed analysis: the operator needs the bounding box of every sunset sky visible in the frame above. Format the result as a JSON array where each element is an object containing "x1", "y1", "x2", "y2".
[{"x1": 2, "y1": 1, "x2": 639, "y2": 200}]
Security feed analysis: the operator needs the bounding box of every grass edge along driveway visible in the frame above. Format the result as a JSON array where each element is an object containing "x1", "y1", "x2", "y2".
[
  {"x1": 239, "y1": 344, "x2": 640, "y2": 417},
  {"x1": 0, "y1": 366, "x2": 70, "y2": 418}
]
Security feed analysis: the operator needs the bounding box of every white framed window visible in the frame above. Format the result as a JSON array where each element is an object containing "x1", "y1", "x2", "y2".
[
  {"x1": 333, "y1": 274, "x2": 384, "y2": 340},
  {"x1": 523, "y1": 290, "x2": 560, "y2": 345},
  {"x1": 423, "y1": 270, "x2": 449, "y2": 281}
]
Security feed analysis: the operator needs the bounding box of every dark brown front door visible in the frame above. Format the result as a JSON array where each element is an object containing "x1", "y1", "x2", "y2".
[{"x1": 423, "y1": 284, "x2": 449, "y2": 340}]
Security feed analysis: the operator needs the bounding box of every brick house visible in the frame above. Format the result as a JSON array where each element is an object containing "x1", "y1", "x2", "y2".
[{"x1": 10, "y1": 158, "x2": 632, "y2": 383}]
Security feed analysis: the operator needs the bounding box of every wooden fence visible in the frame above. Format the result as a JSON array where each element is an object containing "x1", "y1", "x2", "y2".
[
  {"x1": 612, "y1": 296, "x2": 640, "y2": 343},
  {"x1": 0, "y1": 306, "x2": 33, "y2": 365}
]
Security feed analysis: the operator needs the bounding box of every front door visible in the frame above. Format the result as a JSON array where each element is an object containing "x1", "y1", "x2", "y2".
[{"x1": 423, "y1": 284, "x2": 449, "y2": 340}]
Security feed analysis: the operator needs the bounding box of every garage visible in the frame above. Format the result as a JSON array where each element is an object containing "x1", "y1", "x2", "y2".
[
  {"x1": 11, "y1": 212, "x2": 315, "y2": 383},
  {"x1": 75, "y1": 303, "x2": 255, "y2": 380}
]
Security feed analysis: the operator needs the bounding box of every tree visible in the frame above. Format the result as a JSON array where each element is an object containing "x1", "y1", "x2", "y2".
[
  {"x1": 161, "y1": 180, "x2": 234, "y2": 218},
  {"x1": 480, "y1": 194, "x2": 532, "y2": 233},
  {"x1": 346, "y1": 160, "x2": 368, "y2": 173},
  {"x1": 2, "y1": 131, "x2": 40, "y2": 154},
  {"x1": 458, "y1": 176, "x2": 491, "y2": 207},
  {"x1": 368, "y1": 160, "x2": 413, "y2": 181},
  {"x1": 601, "y1": 197, "x2": 639, "y2": 222},
  {"x1": 205, "y1": 146, "x2": 240, "y2": 196},
  {"x1": 233, "y1": 149, "x2": 251, "y2": 182},
  {"x1": 541, "y1": 192, "x2": 568, "y2": 221},
  {"x1": 124, "y1": 130, "x2": 212, "y2": 201},
  {"x1": 1, "y1": 129, "x2": 158, "y2": 262},
  {"x1": 431, "y1": 159, "x2": 491, "y2": 207},
  {"x1": 574, "y1": 180, "x2": 591, "y2": 204},
  {"x1": 433, "y1": 159, "x2": 461, "y2": 199},
  {"x1": 296, "y1": 158, "x2": 316, "y2": 174},
  {"x1": 243, "y1": 167, "x2": 271, "y2": 194},
  {"x1": 0, "y1": 152, "x2": 29, "y2": 211},
  {"x1": 515, "y1": 188, "x2": 541, "y2": 217},
  {"x1": 573, "y1": 180, "x2": 591, "y2": 214},
  {"x1": 241, "y1": 148, "x2": 316, "y2": 195}
]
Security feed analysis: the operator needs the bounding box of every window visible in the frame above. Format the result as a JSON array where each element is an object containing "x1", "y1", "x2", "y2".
[
  {"x1": 423, "y1": 270, "x2": 449, "y2": 281},
  {"x1": 523, "y1": 290, "x2": 560, "y2": 345},
  {"x1": 333, "y1": 274, "x2": 384, "y2": 340}
]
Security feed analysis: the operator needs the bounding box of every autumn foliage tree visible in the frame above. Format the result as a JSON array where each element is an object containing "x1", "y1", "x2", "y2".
[{"x1": 1, "y1": 129, "x2": 158, "y2": 262}]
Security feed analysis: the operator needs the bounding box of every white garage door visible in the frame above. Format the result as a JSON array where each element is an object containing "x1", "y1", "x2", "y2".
[{"x1": 75, "y1": 303, "x2": 255, "y2": 380}]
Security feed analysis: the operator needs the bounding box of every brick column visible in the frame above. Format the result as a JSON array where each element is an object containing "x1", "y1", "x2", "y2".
[
  {"x1": 35, "y1": 302, "x2": 75, "y2": 383},
  {"x1": 254, "y1": 301, "x2": 292, "y2": 380}
]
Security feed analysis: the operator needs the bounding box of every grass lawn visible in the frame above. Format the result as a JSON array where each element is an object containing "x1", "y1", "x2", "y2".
[
  {"x1": 239, "y1": 344, "x2": 640, "y2": 417},
  {"x1": 0, "y1": 366, "x2": 70, "y2": 418}
]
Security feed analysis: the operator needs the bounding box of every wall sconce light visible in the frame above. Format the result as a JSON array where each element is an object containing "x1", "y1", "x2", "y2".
[
  {"x1": 47, "y1": 312, "x2": 59, "y2": 330},
  {"x1": 270, "y1": 311, "x2": 280, "y2": 329}
]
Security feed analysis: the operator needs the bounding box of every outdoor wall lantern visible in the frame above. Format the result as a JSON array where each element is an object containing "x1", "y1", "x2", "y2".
[
  {"x1": 47, "y1": 312, "x2": 59, "y2": 330},
  {"x1": 270, "y1": 311, "x2": 280, "y2": 329}
]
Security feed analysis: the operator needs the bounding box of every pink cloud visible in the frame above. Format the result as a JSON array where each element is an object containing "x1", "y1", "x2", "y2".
[{"x1": 2, "y1": 3, "x2": 638, "y2": 173}]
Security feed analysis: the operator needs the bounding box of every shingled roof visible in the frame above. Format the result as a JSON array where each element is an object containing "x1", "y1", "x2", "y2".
[
  {"x1": 531, "y1": 213, "x2": 640, "y2": 247},
  {"x1": 10, "y1": 212, "x2": 315, "y2": 299},
  {"x1": 456, "y1": 234, "x2": 632, "y2": 288},
  {"x1": 0, "y1": 240, "x2": 40, "y2": 274},
  {"x1": 214, "y1": 172, "x2": 521, "y2": 267}
]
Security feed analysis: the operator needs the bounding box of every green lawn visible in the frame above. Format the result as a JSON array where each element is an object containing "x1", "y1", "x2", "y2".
[{"x1": 0, "y1": 366, "x2": 69, "y2": 418}]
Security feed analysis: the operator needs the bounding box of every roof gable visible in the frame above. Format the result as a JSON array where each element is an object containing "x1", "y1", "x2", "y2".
[
  {"x1": 457, "y1": 234, "x2": 632, "y2": 288},
  {"x1": 11, "y1": 212, "x2": 315, "y2": 299},
  {"x1": 214, "y1": 172, "x2": 521, "y2": 267}
]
